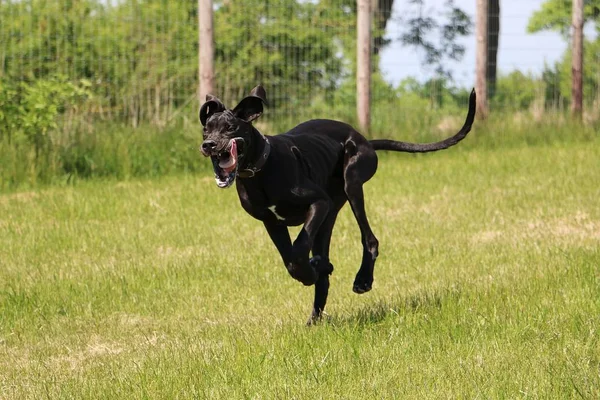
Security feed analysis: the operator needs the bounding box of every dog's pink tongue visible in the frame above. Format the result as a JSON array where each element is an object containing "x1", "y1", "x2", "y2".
[{"x1": 223, "y1": 139, "x2": 237, "y2": 173}]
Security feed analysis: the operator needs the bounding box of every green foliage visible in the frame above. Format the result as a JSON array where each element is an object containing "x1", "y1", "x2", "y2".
[
  {"x1": 3, "y1": 77, "x2": 89, "y2": 146},
  {"x1": 0, "y1": 0, "x2": 473, "y2": 131},
  {"x1": 0, "y1": 83, "x2": 19, "y2": 140},
  {"x1": 525, "y1": 0, "x2": 600, "y2": 110},
  {"x1": 396, "y1": 76, "x2": 471, "y2": 110},
  {"x1": 213, "y1": 0, "x2": 347, "y2": 114},
  {"x1": 1, "y1": 0, "x2": 199, "y2": 125},
  {"x1": 554, "y1": 39, "x2": 600, "y2": 103},
  {"x1": 527, "y1": 0, "x2": 600, "y2": 36},
  {"x1": 491, "y1": 71, "x2": 544, "y2": 111},
  {"x1": 524, "y1": 39, "x2": 600, "y2": 109},
  {"x1": 0, "y1": 0, "x2": 354, "y2": 126}
]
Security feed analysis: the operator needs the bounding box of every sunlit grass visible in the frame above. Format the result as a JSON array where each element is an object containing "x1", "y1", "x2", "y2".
[{"x1": 1, "y1": 137, "x2": 599, "y2": 398}]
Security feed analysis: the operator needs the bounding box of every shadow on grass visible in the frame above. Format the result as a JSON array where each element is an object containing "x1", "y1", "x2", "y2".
[{"x1": 326, "y1": 285, "x2": 464, "y2": 327}]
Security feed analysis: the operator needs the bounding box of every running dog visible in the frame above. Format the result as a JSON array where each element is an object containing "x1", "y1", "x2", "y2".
[{"x1": 199, "y1": 86, "x2": 476, "y2": 324}]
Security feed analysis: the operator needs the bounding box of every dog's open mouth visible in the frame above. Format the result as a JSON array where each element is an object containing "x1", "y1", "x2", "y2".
[{"x1": 211, "y1": 139, "x2": 238, "y2": 188}]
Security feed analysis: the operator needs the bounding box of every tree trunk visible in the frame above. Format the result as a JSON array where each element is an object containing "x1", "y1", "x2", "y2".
[
  {"x1": 357, "y1": 0, "x2": 372, "y2": 133},
  {"x1": 487, "y1": 0, "x2": 500, "y2": 99},
  {"x1": 475, "y1": 0, "x2": 489, "y2": 119},
  {"x1": 571, "y1": 0, "x2": 584, "y2": 118},
  {"x1": 374, "y1": 0, "x2": 394, "y2": 55},
  {"x1": 198, "y1": 0, "x2": 215, "y2": 102}
]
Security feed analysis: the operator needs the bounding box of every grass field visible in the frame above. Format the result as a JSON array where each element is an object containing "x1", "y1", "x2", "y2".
[{"x1": 1, "y1": 135, "x2": 599, "y2": 398}]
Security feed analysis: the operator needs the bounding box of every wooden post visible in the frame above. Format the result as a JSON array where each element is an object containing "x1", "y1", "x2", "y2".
[
  {"x1": 475, "y1": 0, "x2": 488, "y2": 120},
  {"x1": 571, "y1": 0, "x2": 584, "y2": 118},
  {"x1": 357, "y1": 0, "x2": 371, "y2": 134},
  {"x1": 487, "y1": 0, "x2": 500, "y2": 99},
  {"x1": 198, "y1": 0, "x2": 215, "y2": 102}
]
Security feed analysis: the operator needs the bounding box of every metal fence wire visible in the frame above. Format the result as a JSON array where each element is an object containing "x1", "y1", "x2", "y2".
[{"x1": 0, "y1": 0, "x2": 598, "y2": 132}]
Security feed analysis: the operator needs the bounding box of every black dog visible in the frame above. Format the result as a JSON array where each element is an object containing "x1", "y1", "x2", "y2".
[{"x1": 200, "y1": 85, "x2": 476, "y2": 324}]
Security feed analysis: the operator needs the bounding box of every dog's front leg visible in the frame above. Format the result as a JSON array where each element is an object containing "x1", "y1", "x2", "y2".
[
  {"x1": 264, "y1": 199, "x2": 330, "y2": 286},
  {"x1": 263, "y1": 220, "x2": 317, "y2": 285},
  {"x1": 263, "y1": 221, "x2": 293, "y2": 266},
  {"x1": 288, "y1": 199, "x2": 331, "y2": 286},
  {"x1": 263, "y1": 220, "x2": 319, "y2": 285}
]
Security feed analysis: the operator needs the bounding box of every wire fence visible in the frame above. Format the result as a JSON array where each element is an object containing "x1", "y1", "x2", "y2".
[{"x1": 1, "y1": 0, "x2": 598, "y2": 134}]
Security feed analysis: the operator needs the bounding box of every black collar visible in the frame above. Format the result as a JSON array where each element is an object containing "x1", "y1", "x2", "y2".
[{"x1": 237, "y1": 137, "x2": 270, "y2": 178}]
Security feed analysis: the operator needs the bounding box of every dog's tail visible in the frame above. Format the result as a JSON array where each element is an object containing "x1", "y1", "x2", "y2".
[{"x1": 370, "y1": 89, "x2": 476, "y2": 154}]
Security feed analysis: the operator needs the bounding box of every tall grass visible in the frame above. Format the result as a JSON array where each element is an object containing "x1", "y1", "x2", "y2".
[
  {"x1": 1, "y1": 103, "x2": 598, "y2": 192},
  {"x1": 0, "y1": 122, "x2": 207, "y2": 191}
]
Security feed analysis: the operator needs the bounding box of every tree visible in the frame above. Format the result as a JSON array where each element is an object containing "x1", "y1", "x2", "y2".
[
  {"x1": 476, "y1": 0, "x2": 488, "y2": 118},
  {"x1": 199, "y1": 0, "x2": 215, "y2": 103},
  {"x1": 527, "y1": 0, "x2": 600, "y2": 36},
  {"x1": 0, "y1": 0, "x2": 353, "y2": 127},
  {"x1": 572, "y1": 0, "x2": 584, "y2": 117},
  {"x1": 375, "y1": 0, "x2": 395, "y2": 55},
  {"x1": 527, "y1": 0, "x2": 600, "y2": 112},
  {"x1": 357, "y1": 0, "x2": 371, "y2": 132},
  {"x1": 398, "y1": 0, "x2": 471, "y2": 80},
  {"x1": 212, "y1": 0, "x2": 345, "y2": 114}
]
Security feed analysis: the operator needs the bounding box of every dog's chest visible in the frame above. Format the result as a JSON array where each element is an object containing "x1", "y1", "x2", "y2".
[
  {"x1": 264, "y1": 202, "x2": 307, "y2": 226},
  {"x1": 267, "y1": 205, "x2": 285, "y2": 221}
]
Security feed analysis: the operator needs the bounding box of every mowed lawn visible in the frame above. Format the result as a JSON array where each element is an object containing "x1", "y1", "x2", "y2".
[{"x1": 1, "y1": 138, "x2": 599, "y2": 398}]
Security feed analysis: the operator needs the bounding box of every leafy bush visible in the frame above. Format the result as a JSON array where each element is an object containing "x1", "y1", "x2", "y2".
[
  {"x1": 492, "y1": 71, "x2": 544, "y2": 111},
  {"x1": 0, "y1": 77, "x2": 92, "y2": 187},
  {"x1": 0, "y1": 77, "x2": 90, "y2": 153}
]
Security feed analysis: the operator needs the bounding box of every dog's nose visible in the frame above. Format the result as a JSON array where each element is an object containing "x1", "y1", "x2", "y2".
[{"x1": 201, "y1": 140, "x2": 216, "y2": 155}]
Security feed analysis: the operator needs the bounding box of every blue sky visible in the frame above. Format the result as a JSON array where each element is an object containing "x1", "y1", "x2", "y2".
[{"x1": 379, "y1": 0, "x2": 572, "y2": 88}]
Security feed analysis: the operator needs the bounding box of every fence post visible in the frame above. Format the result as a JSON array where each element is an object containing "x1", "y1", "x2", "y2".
[
  {"x1": 357, "y1": 0, "x2": 371, "y2": 134},
  {"x1": 199, "y1": 0, "x2": 215, "y2": 103},
  {"x1": 571, "y1": 0, "x2": 584, "y2": 118},
  {"x1": 475, "y1": 0, "x2": 489, "y2": 120},
  {"x1": 487, "y1": 0, "x2": 500, "y2": 99}
]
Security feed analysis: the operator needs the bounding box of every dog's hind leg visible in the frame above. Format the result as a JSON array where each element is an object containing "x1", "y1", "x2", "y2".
[{"x1": 343, "y1": 138, "x2": 380, "y2": 294}]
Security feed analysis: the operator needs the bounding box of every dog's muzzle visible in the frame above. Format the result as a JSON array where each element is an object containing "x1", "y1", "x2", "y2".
[{"x1": 201, "y1": 138, "x2": 239, "y2": 189}]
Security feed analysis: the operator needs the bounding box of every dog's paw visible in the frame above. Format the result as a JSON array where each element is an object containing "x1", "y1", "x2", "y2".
[
  {"x1": 287, "y1": 260, "x2": 318, "y2": 286},
  {"x1": 310, "y1": 256, "x2": 334, "y2": 276},
  {"x1": 352, "y1": 275, "x2": 373, "y2": 294},
  {"x1": 306, "y1": 309, "x2": 330, "y2": 326}
]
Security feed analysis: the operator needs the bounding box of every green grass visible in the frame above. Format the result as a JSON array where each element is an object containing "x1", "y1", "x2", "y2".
[{"x1": 1, "y1": 135, "x2": 599, "y2": 398}]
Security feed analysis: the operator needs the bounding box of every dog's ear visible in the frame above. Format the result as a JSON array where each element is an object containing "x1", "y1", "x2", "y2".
[
  {"x1": 199, "y1": 94, "x2": 226, "y2": 126},
  {"x1": 233, "y1": 85, "x2": 268, "y2": 123}
]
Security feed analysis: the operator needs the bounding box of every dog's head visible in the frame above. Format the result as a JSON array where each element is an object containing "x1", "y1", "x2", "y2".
[{"x1": 199, "y1": 85, "x2": 268, "y2": 188}]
